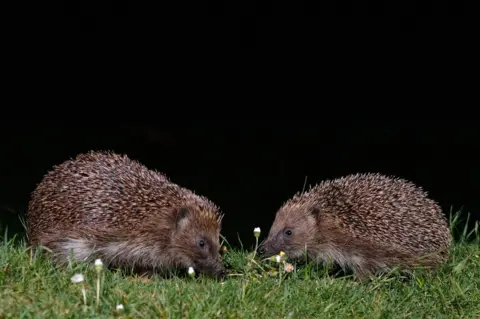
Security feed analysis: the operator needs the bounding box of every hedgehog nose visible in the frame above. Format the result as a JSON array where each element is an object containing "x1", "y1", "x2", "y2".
[
  {"x1": 218, "y1": 269, "x2": 226, "y2": 279},
  {"x1": 258, "y1": 246, "x2": 267, "y2": 256}
]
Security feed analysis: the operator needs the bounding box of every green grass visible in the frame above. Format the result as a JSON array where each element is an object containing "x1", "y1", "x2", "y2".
[{"x1": 0, "y1": 213, "x2": 479, "y2": 319}]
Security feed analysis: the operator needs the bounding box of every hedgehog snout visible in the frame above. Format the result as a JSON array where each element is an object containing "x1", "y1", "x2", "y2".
[
  {"x1": 194, "y1": 256, "x2": 226, "y2": 279},
  {"x1": 258, "y1": 240, "x2": 276, "y2": 257},
  {"x1": 258, "y1": 246, "x2": 268, "y2": 256},
  {"x1": 258, "y1": 246, "x2": 266, "y2": 255},
  {"x1": 214, "y1": 261, "x2": 226, "y2": 279},
  {"x1": 216, "y1": 268, "x2": 226, "y2": 279}
]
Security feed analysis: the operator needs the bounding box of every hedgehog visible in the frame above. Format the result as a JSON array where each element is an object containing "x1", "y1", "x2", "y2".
[
  {"x1": 258, "y1": 173, "x2": 452, "y2": 280},
  {"x1": 26, "y1": 151, "x2": 226, "y2": 278}
]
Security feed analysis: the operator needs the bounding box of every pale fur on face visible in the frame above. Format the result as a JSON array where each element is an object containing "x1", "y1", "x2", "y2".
[{"x1": 261, "y1": 202, "x2": 319, "y2": 260}]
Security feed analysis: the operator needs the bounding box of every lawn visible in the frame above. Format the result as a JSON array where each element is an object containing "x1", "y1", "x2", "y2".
[{"x1": 0, "y1": 215, "x2": 479, "y2": 319}]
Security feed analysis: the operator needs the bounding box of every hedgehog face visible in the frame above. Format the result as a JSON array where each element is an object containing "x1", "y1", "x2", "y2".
[
  {"x1": 171, "y1": 206, "x2": 225, "y2": 279},
  {"x1": 259, "y1": 203, "x2": 318, "y2": 260},
  {"x1": 190, "y1": 232, "x2": 225, "y2": 278}
]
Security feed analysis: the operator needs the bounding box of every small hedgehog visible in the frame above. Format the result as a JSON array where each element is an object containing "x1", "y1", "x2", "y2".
[
  {"x1": 259, "y1": 173, "x2": 452, "y2": 280},
  {"x1": 27, "y1": 151, "x2": 226, "y2": 278}
]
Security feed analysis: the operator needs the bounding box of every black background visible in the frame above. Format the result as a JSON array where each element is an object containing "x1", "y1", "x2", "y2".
[{"x1": 0, "y1": 121, "x2": 478, "y2": 249}]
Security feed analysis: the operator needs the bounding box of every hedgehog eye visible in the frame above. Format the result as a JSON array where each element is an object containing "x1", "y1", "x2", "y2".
[
  {"x1": 198, "y1": 240, "x2": 205, "y2": 248},
  {"x1": 284, "y1": 229, "x2": 293, "y2": 237}
]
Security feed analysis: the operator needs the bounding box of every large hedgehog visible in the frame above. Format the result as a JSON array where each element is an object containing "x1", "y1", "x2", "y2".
[
  {"x1": 27, "y1": 151, "x2": 226, "y2": 278},
  {"x1": 259, "y1": 173, "x2": 452, "y2": 279}
]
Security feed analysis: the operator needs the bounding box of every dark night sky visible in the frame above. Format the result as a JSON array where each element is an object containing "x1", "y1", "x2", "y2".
[{"x1": 0, "y1": 121, "x2": 478, "y2": 248}]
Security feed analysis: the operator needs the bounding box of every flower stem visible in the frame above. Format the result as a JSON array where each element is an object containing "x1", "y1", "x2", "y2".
[
  {"x1": 96, "y1": 271, "x2": 103, "y2": 308},
  {"x1": 252, "y1": 236, "x2": 259, "y2": 259},
  {"x1": 81, "y1": 287, "x2": 87, "y2": 306}
]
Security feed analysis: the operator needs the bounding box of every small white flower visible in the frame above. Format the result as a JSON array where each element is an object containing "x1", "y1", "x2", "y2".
[
  {"x1": 71, "y1": 273, "x2": 84, "y2": 283},
  {"x1": 94, "y1": 258, "x2": 103, "y2": 272},
  {"x1": 253, "y1": 227, "x2": 261, "y2": 238},
  {"x1": 188, "y1": 266, "x2": 195, "y2": 276},
  {"x1": 275, "y1": 255, "x2": 281, "y2": 263},
  {"x1": 116, "y1": 304, "x2": 124, "y2": 310},
  {"x1": 284, "y1": 263, "x2": 295, "y2": 273}
]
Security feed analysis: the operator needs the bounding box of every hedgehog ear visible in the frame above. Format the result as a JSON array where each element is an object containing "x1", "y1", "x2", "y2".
[
  {"x1": 309, "y1": 204, "x2": 321, "y2": 219},
  {"x1": 176, "y1": 207, "x2": 190, "y2": 229}
]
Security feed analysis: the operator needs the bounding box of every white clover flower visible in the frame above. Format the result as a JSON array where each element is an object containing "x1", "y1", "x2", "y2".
[
  {"x1": 71, "y1": 273, "x2": 85, "y2": 283},
  {"x1": 188, "y1": 266, "x2": 195, "y2": 276},
  {"x1": 253, "y1": 227, "x2": 261, "y2": 237},
  {"x1": 116, "y1": 304, "x2": 124, "y2": 310},
  {"x1": 275, "y1": 255, "x2": 281, "y2": 263}
]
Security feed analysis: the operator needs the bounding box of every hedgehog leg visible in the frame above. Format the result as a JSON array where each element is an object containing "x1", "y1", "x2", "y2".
[
  {"x1": 351, "y1": 267, "x2": 372, "y2": 281},
  {"x1": 56, "y1": 238, "x2": 97, "y2": 264},
  {"x1": 35, "y1": 230, "x2": 97, "y2": 266},
  {"x1": 349, "y1": 247, "x2": 429, "y2": 281},
  {"x1": 128, "y1": 266, "x2": 156, "y2": 277},
  {"x1": 348, "y1": 256, "x2": 378, "y2": 281}
]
